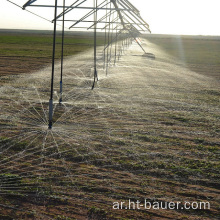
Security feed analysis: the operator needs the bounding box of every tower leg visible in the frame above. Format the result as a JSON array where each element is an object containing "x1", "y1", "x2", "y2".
[
  {"x1": 48, "y1": 99, "x2": 53, "y2": 129},
  {"x1": 59, "y1": 81, "x2": 63, "y2": 104},
  {"x1": 48, "y1": 0, "x2": 58, "y2": 129}
]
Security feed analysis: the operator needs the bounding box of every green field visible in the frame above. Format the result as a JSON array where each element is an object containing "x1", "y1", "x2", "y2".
[
  {"x1": 0, "y1": 30, "x2": 219, "y2": 220},
  {"x1": 145, "y1": 35, "x2": 220, "y2": 79},
  {"x1": 0, "y1": 33, "x2": 103, "y2": 57},
  {"x1": 0, "y1": 30, "x2": 105, "y2": 76}
]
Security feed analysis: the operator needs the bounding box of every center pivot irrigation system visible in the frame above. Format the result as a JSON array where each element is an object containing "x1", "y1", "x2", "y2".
[{"x1": 7, "y1": 0, "x2": 151, "y2": 129}]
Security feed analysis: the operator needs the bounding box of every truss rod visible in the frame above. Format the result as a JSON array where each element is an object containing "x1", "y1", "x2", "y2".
[
  {"x1": 119, "y1": 0, "x2": 150, "y2": 31},
  {"x1": 106, "y1": 0, "x2": 112, "y2": 75},
  {"x1": 114, "y1": 15, "x2": 119, "y2": 65},
  {"x1": 27, "y1": 5, "x2": 132, "y2": 11},
  {"x1": 110, "y1": 0, "x2": 148, "y2": 53},
  {"x1": 69, "y1": 0, "x2": 109, "y2": 29},
  {"x1": 101, "y1": 15, "x2": 118, "y2": 30},
  {"x1": 55, "y1": 0, "x2": 85, "y2": 21},
  {"x1": 23, "y1": 0, "x2": 37, "y2": 9},
  {"x1": 57, "y1": 20, "x2": 145, "y2": 26},
  {"x1": 120, "y1": 10, "x2": 146, "y2": 31},
  {"x1": 48, "y1": 0, "x2": 58, "y2": 130},
  {"x1": 123, "y1": 0, "x2": 139, "y2": 14},
  {"x1": 92, "y1": 0, "x2": 98, "y2": 89},
  {"x1": 109, "y1": 10, "x2": 115, "y2": 64},
  {"x1": 59, "y1": 0, "x2": 65, "y2": 104},
  {"x1": 103, "y1": 28, "x2": 126, "y2": 51},
  {"x1": 87, "y1": 9, "x2": 114, "y2": 30},
  {"x1": 103, "y1": 2, "x2": 108, "y2": 69}
]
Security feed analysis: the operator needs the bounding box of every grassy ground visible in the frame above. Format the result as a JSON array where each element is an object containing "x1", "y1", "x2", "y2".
[
  {"x1": 144, "y1": 35, "x2": 220, "y2": 79},
  {"x1": 0, "y1": 30, "x2": 104, "y2": 76},
  {"x1": 0, "y1": 31, "x2": 219, "y2": 220}
]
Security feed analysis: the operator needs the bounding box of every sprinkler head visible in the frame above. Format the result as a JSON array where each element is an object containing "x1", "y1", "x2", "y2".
[
  {"x1": 48, "y1": 120, "x2": 52, "y2": 129},
  {"x1": 59, "y1": 98, "x2": 62, "y2": 104},
  {"x1": 48, "y1": 99, "x2": 53, "y2": 129}
]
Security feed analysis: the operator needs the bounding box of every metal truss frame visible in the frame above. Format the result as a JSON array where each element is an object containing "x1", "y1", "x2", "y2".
[{"x1": 7, "y1": 0, "x2": 151, "y2": 129}]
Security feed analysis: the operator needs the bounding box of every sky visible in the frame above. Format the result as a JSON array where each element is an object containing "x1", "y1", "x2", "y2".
[{"x1": 0, "y1": 0, "x2": 220, "y2": 36}]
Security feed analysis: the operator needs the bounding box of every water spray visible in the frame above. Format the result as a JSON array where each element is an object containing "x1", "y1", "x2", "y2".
[{"x1": 8, "y1": 0, "x2": 152, "y2": 129}]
